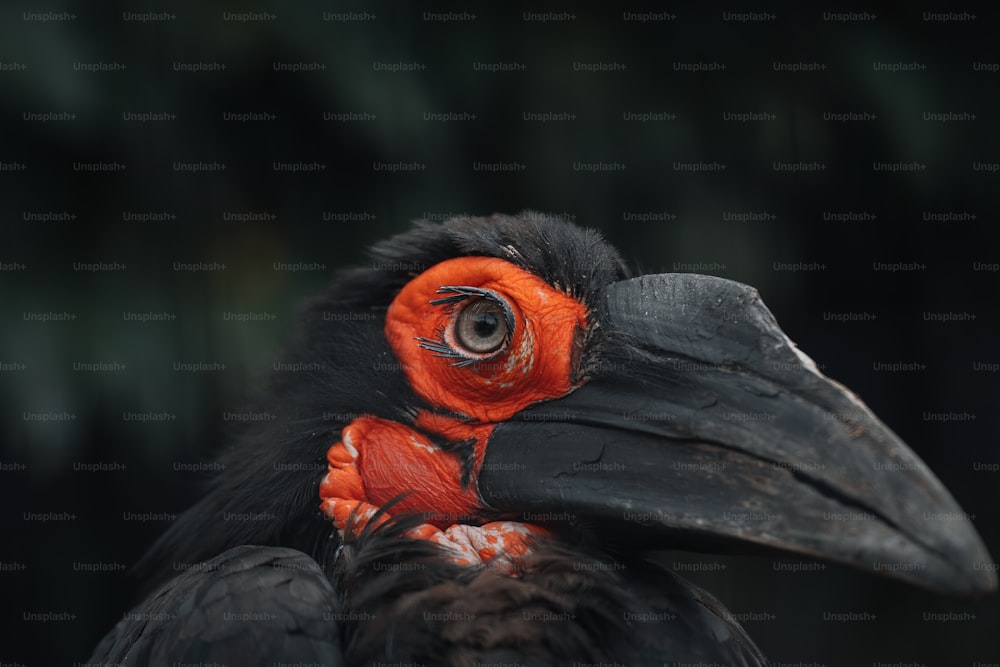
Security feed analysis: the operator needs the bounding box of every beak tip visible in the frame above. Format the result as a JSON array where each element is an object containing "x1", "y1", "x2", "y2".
[
  {"x1": 942, "y1": 565, "x2": 998, "y2": 598},
  {"x1": 963, "y1": 553, "x2": 999, "y2": 596},
  {"x1": 904, "y1": 524, "x2": 998, "y2": 596},
  {"x1": 925, "y1": 510, "x2": 998, "y2": 596}
]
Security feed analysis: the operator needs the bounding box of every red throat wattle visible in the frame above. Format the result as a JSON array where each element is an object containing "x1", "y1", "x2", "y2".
[{"x1": 318, "y1": 256, "x2": 590, "y2": 571}]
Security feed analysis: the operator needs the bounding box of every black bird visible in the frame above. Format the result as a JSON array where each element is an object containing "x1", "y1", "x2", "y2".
[{"x1": 91, "y1": 212, "x2": 996, "y2": 666}]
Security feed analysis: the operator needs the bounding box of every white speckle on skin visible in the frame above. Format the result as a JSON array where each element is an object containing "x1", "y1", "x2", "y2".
[
  {"x1": 408, "y1": 435, "x2": 438, "y2": 453},
  {"x1": 342, "y1": 429, "x2": 359, "y2": 459},
  {"x1": 504, "y1": 327, "x2": 535, "y2": 374}
]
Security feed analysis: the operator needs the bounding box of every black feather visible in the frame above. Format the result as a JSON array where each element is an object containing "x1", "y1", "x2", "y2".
[{"x1": 93, "y1": 546, "x2": 343, "y2": 666}]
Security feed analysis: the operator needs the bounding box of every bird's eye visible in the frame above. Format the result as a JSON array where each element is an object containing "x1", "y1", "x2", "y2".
[{"x1": 453, "y1": 297, "x2": 509, "y2": 354}]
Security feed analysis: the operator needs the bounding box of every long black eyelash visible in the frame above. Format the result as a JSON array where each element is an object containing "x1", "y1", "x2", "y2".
[
  {"x1": 415, "y1": 334, "x2": 481, "y2": 368},
  {"x1": 415, "y1": 327, "x2": 465, "y2": 360},
  {"x1": 415, "y1": 327, "x2": 482, "y2": 368},
  {"x1": 429, "y1": 285, "x2": 488, "y2": 308}
]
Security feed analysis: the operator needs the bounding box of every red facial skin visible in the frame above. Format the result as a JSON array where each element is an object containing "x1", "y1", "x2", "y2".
[{"x1": 319, "y1": 257, "x2": 589, "y2": 569}]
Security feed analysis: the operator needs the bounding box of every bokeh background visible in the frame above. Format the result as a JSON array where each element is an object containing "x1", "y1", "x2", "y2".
[{"x1": 2, "y1": 3, "x2": 998, "y2": 665}]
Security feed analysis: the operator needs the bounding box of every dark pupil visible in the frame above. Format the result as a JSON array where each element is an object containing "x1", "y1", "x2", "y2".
[
  {"x1": 473, "y1": 312, "x2": 499, "y2": 339},
  {"x1": 454, "y1": 298, "x2": 508, "y2": 354}
]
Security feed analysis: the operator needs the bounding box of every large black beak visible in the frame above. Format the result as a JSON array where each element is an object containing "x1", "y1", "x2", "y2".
[{"x1": 478, "y1": 273, "x2": 996, "y2": 595}]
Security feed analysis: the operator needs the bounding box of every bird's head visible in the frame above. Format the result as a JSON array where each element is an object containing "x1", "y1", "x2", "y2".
[{"x1": 149, "y1": 212, "x2": 996, "y2": 597}]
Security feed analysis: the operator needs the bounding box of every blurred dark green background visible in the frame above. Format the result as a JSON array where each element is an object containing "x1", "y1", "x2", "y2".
[{"x1": 2, "y1": 3, "x2": 998, "y2": 665}]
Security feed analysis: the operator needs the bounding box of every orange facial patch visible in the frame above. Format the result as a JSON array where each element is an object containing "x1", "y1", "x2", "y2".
[
  {"x1": 320, "y1": 414, "x2": 489, "y2": 527},
  {"x1": 320, "y1": 256, "x2": 590, "y2": 569},
  {"x1": 318, "y1": 415, "x2": 548, "y2": 572},
  {"x1": 384, "y1": 256, "x2": 590, "y2": 422}
]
